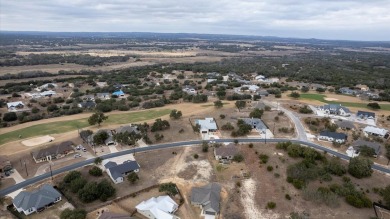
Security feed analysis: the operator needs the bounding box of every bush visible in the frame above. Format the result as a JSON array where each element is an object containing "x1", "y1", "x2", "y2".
[
  {"x1": 348, "y1": 157, "x2": 373, "y2": 179},
  {"x1": 285, "y1": 194, "x2": 292, "y2": 200},
  {"x1": 233, "y1": 154, "x2": 244, "y2": 162},
  {"x1": 159, "y1": 182, "x2": 178, "y2": 196},
  {"x1": 259, "y1": 154, "x2": 269, "y2": 164},
  {"x1": 89, "y1": 166, "x2": 103, "y2": 177},
  {"x1": 63, "y1": 171, "x2": 82, "y2": 183},
  {"x1": 221, "y1": 122, "x2": 234, "y2": 130},
  {"x1": 60, "y1": 208, "x2": 87, "y2": 219},
  {"x1": 127, "y1": 172, "x2": 139, "y2": 184},
  {"x1": 193, "y1": 154, "x2": 199, "y2": 159},
  {"x1": 151, "y1": 118, "x2": 170, "y2": 132},
  {"x1": 248, "y1": 143, "x2": 254, "y2": 148},
  {"x1": 267, "y1": 166, "x2": 274, "y2": 172},
  {"x1": 220, "y1": 114, "x2": 226, "y2": 119},
  {"x1": 202, "y1": 142, "x2": 209, "y2": 152},
  {"x1": 3, "y1": 112, "x2": 17, "y2": 122},
  {"x1": 267, "y1": 202, "x2": 276, "y2": 209}
]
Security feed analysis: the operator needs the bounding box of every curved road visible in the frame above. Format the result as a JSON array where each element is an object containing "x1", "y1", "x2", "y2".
[{"x1": 1, "y1": 138, "x2": 389, "y2": 197}]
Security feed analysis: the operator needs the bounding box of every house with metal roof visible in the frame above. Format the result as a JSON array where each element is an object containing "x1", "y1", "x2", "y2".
[
  {"x1": 112, "y1": 90, "x2": 125, "y2": 97},
  {"x1": 357, "y1": 111, "x2": 376, "y2": 120},
  {"x1": 317, "y1": 104, "x2": 351, "y2": 117},
  {"x1": 196, "y1": 118, "x2": 218, "y2": 136},
  {"x1": 115, "y1": 125, "x2": 140, "y2": 135},
  {"x1": 334, "y1": 120, "x2": 355, "y2": 130},
  {"x1": 318, "y1": 131, "x2": 348, "y2": 143},
  {"x1": 13, "y1": 184, "x2": 61, "y2": 215},
  {"x1": 190, "y1": 183, "x2": 221, "y2": 218},
  {"x1": 103, "y1": 160, "x2": 140, "y2": 184},
  {"x1": 363, "y1": 126, "x2": 389, "y2": 139},
  {"x1": 346, "y1": 139, "x2": 382, "y2": 158},
  {"x1": 135, "y1": 196, "x2": 179, "y2": 219},
  {"x1": 32, "y1": 141, "x2": 75, "y2": 163},
  {"x1": 7, "y1": 101, "x2": 25, "y2": 111}
]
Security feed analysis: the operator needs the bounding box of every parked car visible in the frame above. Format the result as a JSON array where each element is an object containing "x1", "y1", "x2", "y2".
[
  {"x1": 76, "y1": 145, "x2": 83, "y2": 150},
  {"x1": 82, "y1": 148, "x2": 87, "y2": 152},
  {"x1": 74, "y1": 153, "x2": 81, "y2": 158}
]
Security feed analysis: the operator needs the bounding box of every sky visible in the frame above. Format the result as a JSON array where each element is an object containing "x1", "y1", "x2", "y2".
[{"x1": 1, "y1": 0, "x2": 390, "y2": 41}]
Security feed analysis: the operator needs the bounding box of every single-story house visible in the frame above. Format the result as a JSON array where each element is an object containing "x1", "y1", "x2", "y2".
[
  {"x1": 83, "y1": 95, "x2": 95, "y2": 102},
  {"x1": 318, "y1": 131, "x2": 348, "y2": 143},
  {"x1": 207, "y1": 79, "x2": 217, "y2": 83},
  {"x1": 97, "y1": 93, "x2": 111, "y2": 100},
  {"x1": 356, "y1": 84, "x2": 369, "y2": 91},
  {"x1": 32, "y1": 141, "x2": 75, "y2": 163},
  {"x1": 255, "y1": 75, "x2": 266, "y2": 81},
  {"x1": 196, "y1": 118, "x2": 218, "y2": 135},
  {"x1": 240, "y1": 85, "x2": 260, "y2": 92},
  {"x1": 214, "y1": 144, "x2": 238, "y2": 161},
  {"x1": 318, "y1": 104, "x2": 351, "y2": 117},
  {"x1": 104, "y1": 160, "x2": 140, "y2": 184},
  {"x1": 241, "y1": 118, "x2": 267, "y2": 133},
  {"x1": 99, "y1": 212, "x2": 135, "y2": 219},
  {"x1": 334, "y1": 120, "x2": 355, "y2": 130},
  {"x1": 357, "y1": 111, "x2": 375, "y2": 120},
  {"x1": 339, "y1": 87, "x2": 357, "y2": 95},
  {"x1": 112, "y1": 90, "x2": 125, "y2": 97},
  {"x1": 252, "y1": 101, "x2": 266, "y2": 110},
  {"x1": 13, "y1": 184, "x2": 61, "y2": 215},
  {"x1": 363, "y1": 126, "x2": 389, "y2": 139},
  {"x1": 89, "y1": 130, "x2": 116, "y2": 146},
  {"x1": 78, "y1": 101, "x2": 96, "y2": 109},
  {"x1": 0, "y1": 155, "x2": 12, "y2": 173},
  {"x1": 7, "y1": 101, "x2": 25, "y2": 111},
  {"x1": 182, "y1": 87, "x2": 197, "y2": 95},
  {"x1": 191, "y1": 183, "x2": 221, "y2": 218},
  {"x1": 257, "y1": 90, "x2": 269, "y2": 97},
  {"x1": 96, "y1": 82, "x2": 108, "y2": 88},
  {"x1": 135, "y1": 196, "x2": 179, "y2": 219},
  {"x1": 346, "y1": 139, "x2": 381, "y2": 158},
  {"x1": 38, "y1": 83, "x2": 58, "y2": 91},
  {"x1": 115, "y1": 125, "x2": 140, "y2": 135}
]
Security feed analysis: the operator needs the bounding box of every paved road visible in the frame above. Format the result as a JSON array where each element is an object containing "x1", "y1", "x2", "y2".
[
  {"x1": 263, "y1": 100, "x2": 308, "y2": 141},
  {"x1": 1, "y1": 138, "x2": 389, "y2": 197}
]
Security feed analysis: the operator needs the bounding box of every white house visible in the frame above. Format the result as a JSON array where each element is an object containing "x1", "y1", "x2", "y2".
[
  {"x1": 241, "y1": 85, "x2": 260, "y2": 93},
  {"x1": 182, "y1": 87, "x2": 197, "y2": 95},
  {"x1": 363, "y1": 126, "x2": 389, "y2": 139},
  {"x1": 207, "y1": 79, "x2": 217, "y2": 83},
  {"x1": 13, "y1": 184, "x2": 61, "y2": 215},
  {"x1": 318, "y1": 131, "x2": 348, "y2": 143},
  {"x1": 136, "y1": 196, "x2": 180, "y2": 219},
  {"x1": 255, "y1": 75, "x2": 266, "y2": 81},
  {"x1": 7, "y1": 101, "x2": 25, "y2": 111},
  {"x1": 40, "y1": 90, "x2": 57, "y2": 97},
  {"x1": 317, "y1": 104, "x2": 351, "y2": 117},
  {"x1": 103, "y1": 160, "x2": 140, "y2": 184},
  {"x1": 96, "y1": 93, "x2": 111, "y2": 100},
  {"x1": 196, "y1": 118, "x2": 218, "y2": 139}
]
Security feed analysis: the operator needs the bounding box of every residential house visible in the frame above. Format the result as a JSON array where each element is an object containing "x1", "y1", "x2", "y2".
[
  {"x1": 182, "y1": 86, "x2": 197, "y2": 95},
  {"x1": 334, "y1": 120, "x2": 355, "y2": 130},
  {"x1": 311, "y1": 83, "x2": 326, "y2": 90},
  {"x1": 78, "y1": 101, "x2": 96, "y2": 109},
  {"x1": 222, "y1": 76, "x2": 229, "y2": 82},
  {"x1": 363, "y1": 126, "x2": 389, "y2": 139},
  {"x1": 0, "y1": 155, "x2": 12, "y2": 173},
  {"x1": 135, "y1": 196, "x2": 179, "y2": 219},
  {"x1": 255, "y1": 75, "x2": 266, "y2": 81},
  {"x1": 241, "y1": 118, "x2": 268, "y2": 134},
  {"x1": 357, "y1": 111, "x2": 375, "y2": 120},
  {"x1": 96, "y1": 82, "x2": 108, "y2": 88},
  {"x1": 196, "y1": 118, "x2": 218, "y2": 137},
  {"x1": 207, "y1": 72, "x2": 220, "y2": 78},
  {"x1": 115, "y1": 125, "x2": 140, "y2": 135},
  {"x1": 32, "y1": 141, "x2": 75, "y2": 163},
  {"x1": 252, "y1": 101, "x2": 266, "y2": 110},
  {"x1": 13, "y1": 184, "x2": 61, "y2": 215},
  {"x1": 257, "y1": 90, "x2": 269, "y2": 97},
  {"x1": 38, "y1": 83, "x2": 58, "y2": 91},
  {"x1": 7, "y1": 101, "x2": 25, "y2": 111},
  {"x1": 346, "y1": 140, "x2": 381, "y2": 158},
  {"x1": 356, "y1": 84, "x2": 369, "y2": 91},
  {"x1": 40, "y1": 90, "x2": 57, "y2": 97},
  {"x1": 97, "y1": 93, "x2": 111, "y2": 100},
  {"x1": 214, "y1": 144, "x2": 238, "y2": 162},
  {"x1": 190, "y1": 183, "x2": 221, "y2": 218},
  {"x1": 103, "y1": 160, "x2": 140, "y2": 184},
  {"x1": 99, "y1": 212, "x2": 134, "y2": 219},
  {"x1": 112, "y1": 90, "x2": 125, "y2": 97},
  {"x1": 82, "y1": 95, "x2": 95, "y2": 102},
  {"x1": 318, "y1": 104, "x2": 351, "y2": 117},
  {"x1": 89, "y1": 130, "x2": 115, "y2": 146},
  {"x1": 339, "y1": 87, "x2": 357, "y2": 95},
  {"x1": 241, "y1": 85, "x2": 260, "y2": 93},
  {"x1": 207, "y1": 79, "x2": 217, "y2": 83},
  {"x1": 318, "y1": 131, "x2": 348, "y2": 143}
]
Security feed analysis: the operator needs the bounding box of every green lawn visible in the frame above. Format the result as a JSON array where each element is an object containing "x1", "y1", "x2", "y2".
[
  {"x1": 0, "y1": 109, "x2": 171, "y2": 145},
  {"x1": 299, "y1": 93, "x2": 390, "y2": 111}
]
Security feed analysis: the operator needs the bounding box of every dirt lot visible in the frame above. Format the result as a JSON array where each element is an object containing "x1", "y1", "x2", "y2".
[{"x1": 262, "y1": 110, "x2": 295, "y2": 138}]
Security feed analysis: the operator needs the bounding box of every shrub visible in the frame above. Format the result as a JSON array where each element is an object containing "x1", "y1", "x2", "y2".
[
  {"x1": 194, "y1": 154, "x2": 199, "y2": 159},
  {"x1": 60, "y1": 208, "x2": 87, "y2": 219},
  {"x1": 63, "y1": 171, "x2": 82, "y2": 183},
  {"x1": 259, "y1": 154, "x2": 269, "y2": 164},
  {"x1": 267, "y1": 202, "x2": 276, "y2": 209},
  {"x1": 89, "y1": 166, "x2": 103, "y2": 177},
  {"x1": 348, "y1": 157, "x2": 373, "y2": 179},
  {"x1": 267, "y1": 166, "x2": 274, "y2": 172},
  {"x1": 233, "y1": 154, "x2": 244, "y2": 162},
  {"x1": 220, "y1": 114, "x2": 226, "y2": 119},
  {"x1": 236, "y1": 181, "x2": 242, "y2": 187},
  {"x1": 127, "y1": 172, "x2": 139, "y2": 184},
  {"x1": 202, "y1": 142, "x2": 209, "y2": 152},
  {"x1": 285, "y1": 194, "x2": 292, "y2": 200},
  {"x1": 248, "y1": 143, "x2": 254, "y2": 148},
  {"x1": 159, "y1": 182, "x2": 178, "y2": 196},
  {"x1": 3, "y1": 112, "x2": 17, "y2": 122},
  {"x1": 221, "y1": 122, "x2": 234, "y2": 131}
]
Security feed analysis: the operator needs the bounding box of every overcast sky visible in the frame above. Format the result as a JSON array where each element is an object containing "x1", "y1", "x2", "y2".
[{"x1": 1, "y1": 0, "x2": 390, "y2": 41}]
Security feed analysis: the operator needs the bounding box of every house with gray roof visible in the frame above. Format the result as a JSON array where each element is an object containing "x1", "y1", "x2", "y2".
[
  {"x1": 78, "y1": 101, "x2": 96, "y2": 109},
  {"x1": 196, "y1": 118, "x2": 218, "y2": 139},
  {"x1": 190, "y1": 183, "x2": 221, "y2": 218},
  {"x1": 241, "y1": 118, "x2": 268, "y2": 133},
  {"x1": 103, "y1": 160, "x2": 140, "y2": 184},
  {"x1": 318, "y1": 104, "x2": 351, "y2": 117},
  {"x1": 97, "y1": 93, "x2": 111, "y2": 100},
  {"x1": 334, "y1": 120, "x2": 355, "y2": 130},
  {"x1": 214, "y1": 144, "x2": 238, "y2": 162},
  {"x1": 357, "y1": 111, "x2": 376, "y2": 120},
  {"x1": 347, "y1": 140, "x2": 382, "y2": 158},
  {"x1": 318, "y1": 131, "x2": 347, "y2": 143},
  {"x1": 115, "y1": 125, "x2": 140, "y2": 135},
  {"x1": 13, "y1": 184, "x2": 61, "y2": 215},
  {"x1": 32, "y1": 141, "x2": 75, "y2": 163}
]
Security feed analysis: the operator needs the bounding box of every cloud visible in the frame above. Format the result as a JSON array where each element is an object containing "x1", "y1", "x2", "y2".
[{"x1": 0, "y1": 0, "x2": 389, "y2": 40}]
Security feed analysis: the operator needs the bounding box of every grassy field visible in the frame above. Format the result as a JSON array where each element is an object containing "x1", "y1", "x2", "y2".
[
  {"x1": 0, "y1": 109, "x2": 170, "y2": 145},
  {"x1": 300, "y1": 93, "x2": 390, "y2": 111}
]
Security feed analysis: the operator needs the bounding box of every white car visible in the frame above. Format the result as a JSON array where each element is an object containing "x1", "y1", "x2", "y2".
[{"x1": 74, "y1": 154, "x2": 81, "y2": 158}]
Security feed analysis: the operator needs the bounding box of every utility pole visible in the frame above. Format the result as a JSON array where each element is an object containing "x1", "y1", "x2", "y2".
[
  {"x1": 24, "y1": 161, "x2": 28, "y2": 176},
  {"x1": 265, "y1": 130, "x2": 267, "y2": 144},
  {"x1": 20, "y1": 159, "x2": 23, "y2": 169},
  {"x1": 49, "y1": 165, "x2": 53, "y2": 181}
]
